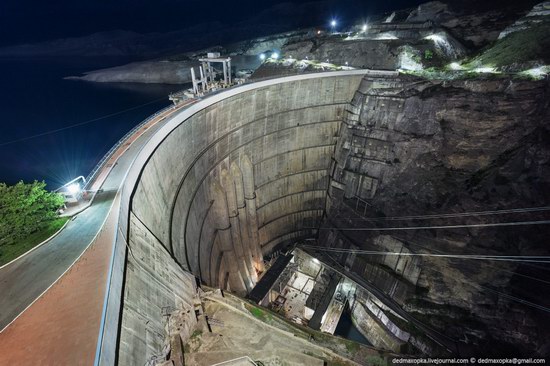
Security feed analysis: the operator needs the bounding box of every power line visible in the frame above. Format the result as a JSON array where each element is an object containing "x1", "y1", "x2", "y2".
[
  {"x1": 333, "y1": 206, "x2": 550, "y2": 221},
  {"x1": 479, "y1": 284, "x2": 550, "y2": 313},
  {"x1": 310, "y1": 220, "x2": 550, "y2": 231},
  {"x1": 389, "y1": 232, "x2": 550, "y2": 273},
  {"x1": 386, "y1": 234, "x2": 550, "y2": 285},
  {"x1": 299, "y1": 245, "x2": 550, "y2": 263},
  {"x1": 309, "y1": 250, "x2": 459, "y2": 347},
  {"x1": 306, "y1": 248, "x2": 550, "y2": 314},
  {"x1": 0, "y1": 96, "x2": 168, "y2": 147}
]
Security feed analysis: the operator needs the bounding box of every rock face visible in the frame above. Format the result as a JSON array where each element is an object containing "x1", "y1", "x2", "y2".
[
  {"x1": 498, "y1": 1, "x2": 550, "y2": 39},
  {"x1": 322, "y1": 74, "x2": 550, "y2": 356},
  {"x1": 406, "y1": 1, "x2": 454, "y2": 23},
  {"x1": 467, "y1": 2, "x2": 550, "y2": 71},
  {"x1": 283, "y1": 38, "x2": 401, "y2": 70},
  {"x1": 435, "y1": 1, "x2": 540, "y2": 49}
]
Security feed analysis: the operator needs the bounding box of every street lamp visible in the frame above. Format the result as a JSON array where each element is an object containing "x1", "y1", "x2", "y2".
[
  {"x1": 362, "y1": 24, "x2": 368, "y2": 32},
  {"x1": 271, "y1": 52, "x2": 279, "y2": 60},
  {"x1": 259, "y1": 53, "x2": 266, "y2": 61},
  {"x1": 54, "y1": 176, "x2": 87, "y2": 204}
]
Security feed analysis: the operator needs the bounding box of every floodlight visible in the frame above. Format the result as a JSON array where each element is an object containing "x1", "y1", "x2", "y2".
[{"x1": 67, "y1": 183, "x2": 80, "y2": 195}]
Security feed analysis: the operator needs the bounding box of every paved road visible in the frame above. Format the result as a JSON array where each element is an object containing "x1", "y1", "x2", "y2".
[
  {"x1": 0, "y1": 102, "x2": 191, "y2": 331},
  {"x1": 300, "y1": 247, "x2": 461, "y2": 355},
  {"x1": 0, "y1": 190, "x2": 116, "y2": 329}
]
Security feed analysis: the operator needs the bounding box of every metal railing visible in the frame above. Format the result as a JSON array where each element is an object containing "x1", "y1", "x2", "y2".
[{"x1": 83, "y1": 103, "x2": 176, "y2": 190}]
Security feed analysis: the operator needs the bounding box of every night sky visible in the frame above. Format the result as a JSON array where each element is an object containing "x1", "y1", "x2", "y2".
[
  {"x1": 0, "y1": 0, "x2": 430, "y2": 47},
  {"x1": 0, "y1": 0, "x2": 462, "y2": 187}
]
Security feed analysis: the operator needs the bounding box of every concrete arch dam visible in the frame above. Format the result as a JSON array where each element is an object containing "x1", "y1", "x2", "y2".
[{"x1": 104, "y1": 70, "x2": 393, "y2": 365}]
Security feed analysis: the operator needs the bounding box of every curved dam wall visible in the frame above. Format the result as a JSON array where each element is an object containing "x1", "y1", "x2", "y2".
[
  {"x1": 102, "y1": 70, "x2": 384, "y2": 365},
  {"x1": 131, "y1": 72, "x2": 366, "y2": 284}
]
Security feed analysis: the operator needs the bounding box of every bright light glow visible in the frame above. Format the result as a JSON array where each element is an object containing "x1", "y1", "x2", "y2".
[
  {"x1": 375, "y1": 32, "x2": 398, "y2": 40},
  {"x1": 271, "y1": 52, "x2": 279, "y2": 59},
  {"x1": 399, "y1": 49, "x2": 423, "y2": 71},
  {"x1": 424, "y1": 34, "x2": 445, "y2": 43},
  {"x1": 474, "y1": 66, "x2": 497, "y2": 73},
  {"x1": 67, "y1": 183, "x2": 80, "y2": 195},
  {"x1": 424, "y1": 32, "x2": 463, "y2": 59},
  {"x1": 521, "y1": 66, "x2": 549, "y2": 79},
  {"x1": 259, "y1": 53, "x2": 266, "y2": 60},
  {"x1": 312, "y1": 258, "x2": 320, "y2": 264},
  {"x1": 362, "y1": 24, "x2": 368, "y2": 32},
  {"x1": 449, "y1": 62, "x2": 463, "y2": 70},
  {"x1": 330, "y1": 20, "x2": 337, "y2": 27},
  {"x1": 317, "y1": 30, "x2": 321, "y2": 35}
]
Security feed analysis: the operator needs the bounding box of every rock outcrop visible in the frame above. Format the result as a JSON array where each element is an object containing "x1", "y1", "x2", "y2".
[
  {"x1": 323, "y1": 74, "x2": 550, "y2": 356},
  {"x1": 498, "y1": 1, "x2": 550, "y2": 39}
]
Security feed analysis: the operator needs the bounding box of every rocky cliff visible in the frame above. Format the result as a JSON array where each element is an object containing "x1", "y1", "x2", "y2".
[{"x1": 322, "y1": 74, "x2": 550, "y2": 356}]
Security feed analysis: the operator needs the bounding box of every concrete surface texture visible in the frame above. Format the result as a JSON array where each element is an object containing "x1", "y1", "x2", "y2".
[
  {"x1": 118, "y1": 212, "x2": 197, "y2": 366},
  {"x1": 116, "y1": 71, "x2": 385, "y2": 365},
  {"x1": 129, "y1": 73, "x2": 367, "y2": 286}
]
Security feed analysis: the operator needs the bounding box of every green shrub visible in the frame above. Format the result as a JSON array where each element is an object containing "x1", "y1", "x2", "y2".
[{"x1": 0, "y1": 181, "x2": 64, "y2": 247}]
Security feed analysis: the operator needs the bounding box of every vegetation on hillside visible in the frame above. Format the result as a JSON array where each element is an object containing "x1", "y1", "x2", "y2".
[
  {"x1": 468, "y1": 22, "x2": 550, "y2": 68},
  {"x1": 400, "y1": 18, "x2": 550, "y2": 81}
]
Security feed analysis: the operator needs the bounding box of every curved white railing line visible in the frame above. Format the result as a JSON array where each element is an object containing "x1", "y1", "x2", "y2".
[{"x1": 83, "y1": 104, "x2": 176, "y2": 190}]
